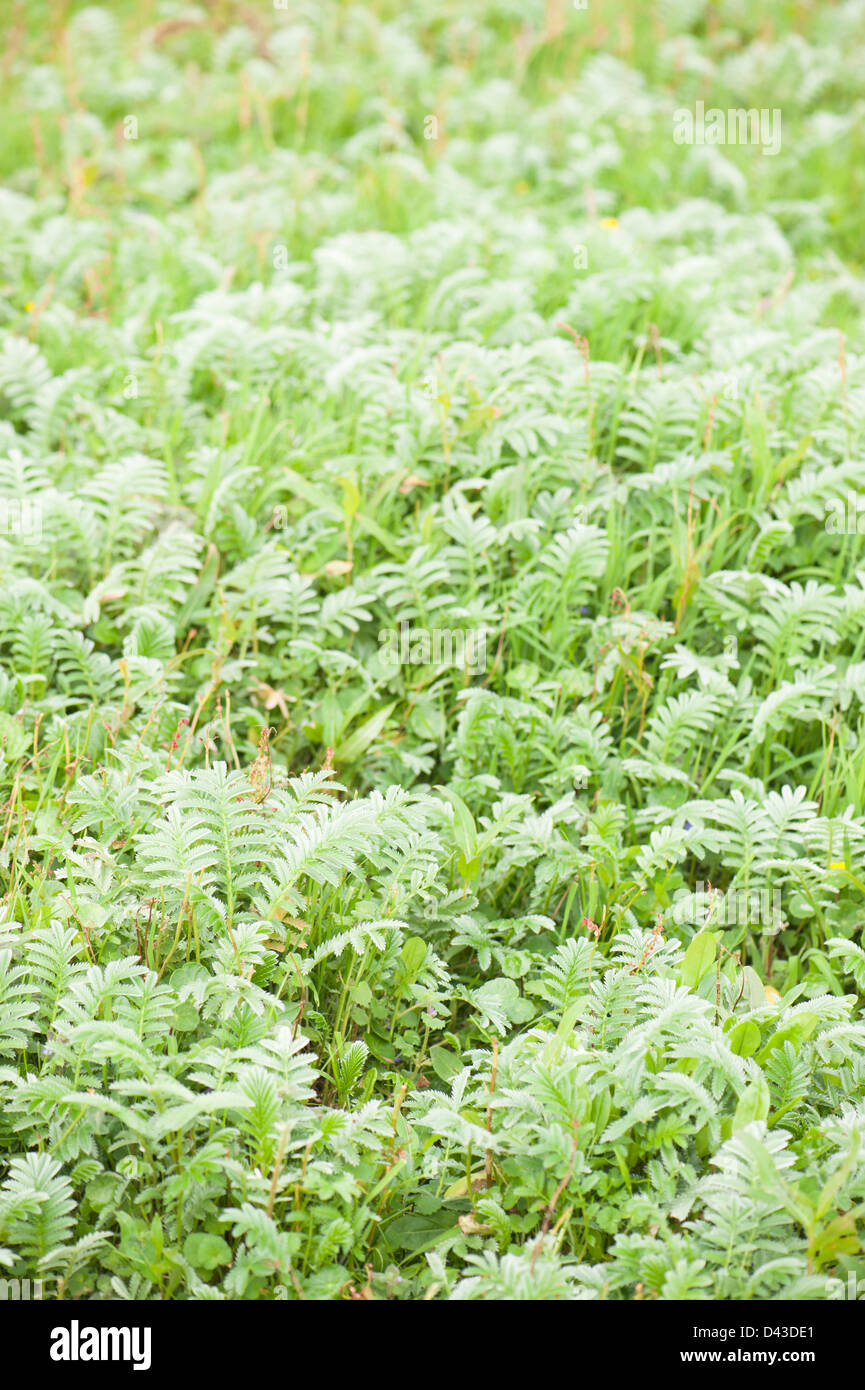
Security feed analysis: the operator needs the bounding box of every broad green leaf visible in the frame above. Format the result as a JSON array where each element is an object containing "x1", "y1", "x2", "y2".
[
  {"x1": 728, "y1": 1020, "x2": 761, "y2": 1057},
  {"x1": 439, "y1": 787, "x2": 478, "y2": 860},
  {"x1": 183, "y1": 1233, "x2": 232, "y2": 1272},
  {"x1": 733, "y1": 1076, "x2": 770, "y2": 1132},
  {"x1": 679, "y1": 931, "x2": 718, "y2": 989},
  {"x1": 337, "y1": 703, "x2": 395, "y2": 762},
  {"x1": 399, "y1": 936, "x2": 427, "y2": 982}
]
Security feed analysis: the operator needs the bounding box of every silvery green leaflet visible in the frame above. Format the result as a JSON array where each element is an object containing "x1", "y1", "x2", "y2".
[{"x1": 0, "y1": 0, "x2": 865, "y2": 1303}]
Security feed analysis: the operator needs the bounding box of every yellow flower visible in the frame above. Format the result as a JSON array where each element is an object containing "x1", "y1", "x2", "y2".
[
  {"x1": 764, "y1": 985, "x2": 781, "y2": 1004},
  {"x1": 25, "y1": 301, "x2": 35, "y2": 312},
  {"x1": 600, "y1": 217, "x2": 619, "y2": 229},
  {"x1": 830, "y1": 860, "x2": 846, "y2": 869}
]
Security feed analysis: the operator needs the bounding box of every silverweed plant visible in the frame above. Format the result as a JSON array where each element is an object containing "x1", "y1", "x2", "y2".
[{"x1": 1, "y1": 0, "x2": 865, "y2": 1301}]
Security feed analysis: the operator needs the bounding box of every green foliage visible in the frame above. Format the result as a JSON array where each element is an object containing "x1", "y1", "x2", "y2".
[{"x1": 1, "y1": 0, "x2": 865, "y2": 1300}]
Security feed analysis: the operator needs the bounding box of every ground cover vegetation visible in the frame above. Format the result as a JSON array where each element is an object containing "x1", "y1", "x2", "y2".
[{"x1": 2, "y1": 0, "x2": 865, "y2": 1301}]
